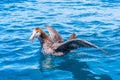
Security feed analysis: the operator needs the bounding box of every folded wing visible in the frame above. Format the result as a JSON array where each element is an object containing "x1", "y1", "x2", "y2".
[{"x1": 55, "y1": 39, "x2": 110, "y2": 56}]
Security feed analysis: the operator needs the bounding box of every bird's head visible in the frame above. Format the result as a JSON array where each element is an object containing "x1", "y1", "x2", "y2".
[{"x1": 29, "y1": 28, "x2": 45, "y2": 42}]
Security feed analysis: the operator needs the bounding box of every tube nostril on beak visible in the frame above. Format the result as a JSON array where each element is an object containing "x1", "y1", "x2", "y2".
[
  {"x1": 29, "y1": 37, "x2": 34, "y2": 42},
  {"x1": 29, "y1": 30, "x2": 37, "y2": 43},
  {"x1": 29, "y1": 34, "x2": 35, "y2": 43}
]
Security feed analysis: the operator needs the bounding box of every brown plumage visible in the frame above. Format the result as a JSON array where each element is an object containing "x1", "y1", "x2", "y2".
[
  {"x1": 30, "y1": 26, "x2": 110, "y2": 56},
  {"x1": 35, "y1": 28, "x2": 49, "y2": 40},
  {"x1": 69, "y1": 33, "x2": 76, "y2": 40}
]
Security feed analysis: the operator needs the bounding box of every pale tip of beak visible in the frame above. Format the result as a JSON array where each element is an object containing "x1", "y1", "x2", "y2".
[{"x1": 29, "y1": 38, "x2": 34, "y2": 43}]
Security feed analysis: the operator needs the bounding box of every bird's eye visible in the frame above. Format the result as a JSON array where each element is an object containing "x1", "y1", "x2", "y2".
[
  {"x1": 36, "y1": 31, "x2": 40, "y2": 36},
  {"x1": 36, "y1": 31, "x2": 39, "y2": 33}
]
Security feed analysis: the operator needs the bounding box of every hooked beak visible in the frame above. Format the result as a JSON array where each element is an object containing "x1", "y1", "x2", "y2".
[{"x1": 29, "y1": 31, "x2": 37, "y2": 42}]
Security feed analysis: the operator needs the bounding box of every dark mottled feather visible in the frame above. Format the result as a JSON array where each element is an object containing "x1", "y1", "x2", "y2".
[
  {"x1": 55, "y1": 39, "x2": 110, "y2": 56},
  {"x1": 69, "y1": 33, "x2": 76, "y2": 40},
  {"x1": 46, "y1": 26, "x2": 63, "y2": 43}
]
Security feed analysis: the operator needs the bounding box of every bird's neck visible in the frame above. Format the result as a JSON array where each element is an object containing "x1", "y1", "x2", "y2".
[{"x1": 38, "y1": 30, "x2": 51, "y2": 44}]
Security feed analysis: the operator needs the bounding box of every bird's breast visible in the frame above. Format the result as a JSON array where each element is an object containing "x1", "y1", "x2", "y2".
[
  {"x1": 42, "y1": 42, "x2": 61, "y2": 55},
  {"x1": 42, "y1": 42, "x2": 54, "y2": 54}
]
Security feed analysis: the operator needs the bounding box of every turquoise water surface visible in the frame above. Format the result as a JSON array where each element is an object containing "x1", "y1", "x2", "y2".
[{"x1": 0, "y1": 0, "x2": 120, "y2": 80}]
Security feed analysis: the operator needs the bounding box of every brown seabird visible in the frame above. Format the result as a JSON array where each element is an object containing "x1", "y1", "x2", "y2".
[{"x1": 30, "y1": 26, "x2": 110, "y2": 56}]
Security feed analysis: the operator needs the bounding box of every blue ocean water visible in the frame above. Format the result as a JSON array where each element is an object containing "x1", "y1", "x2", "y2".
[{"x1": 0, "y1": 0, "x2": 120, "y2": 80}]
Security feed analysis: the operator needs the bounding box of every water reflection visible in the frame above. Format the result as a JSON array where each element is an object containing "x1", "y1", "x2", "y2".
[
  {"x1": 57, "y1": 59, "x2": 112, "y2": 80},
  {"x1": 40, "y1": 54, "x2": 112, "y2": 80},
  {"x1": 40, "y1": 55, "x2": 55, "y2": 70}
]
